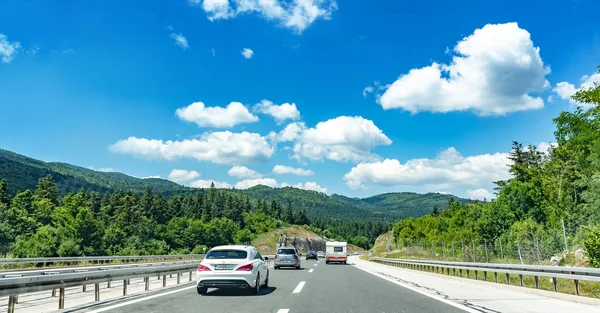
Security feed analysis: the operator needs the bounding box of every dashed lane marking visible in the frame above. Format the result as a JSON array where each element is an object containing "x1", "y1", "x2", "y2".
[{"x1": 292, "y1": 281, "x2": 306, "y2": 294}]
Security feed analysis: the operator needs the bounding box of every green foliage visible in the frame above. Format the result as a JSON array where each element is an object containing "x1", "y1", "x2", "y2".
[{"x1": 584, "y1": 225, "x2": 600, "y2": 267}]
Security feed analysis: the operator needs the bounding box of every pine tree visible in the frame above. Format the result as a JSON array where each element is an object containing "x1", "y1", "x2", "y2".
[
  {"x1": 432, "y1": 205, "x2": 439, "y2": 216},
  {"x1": 34, "y1": 175, "x2": 60, "y2": 206},
  {"x1": 0, "y1": 179, "x2": 9, "y2": 206},
  {"x1": 284, "y1": 201, "x2": 294, "y2": 224}
]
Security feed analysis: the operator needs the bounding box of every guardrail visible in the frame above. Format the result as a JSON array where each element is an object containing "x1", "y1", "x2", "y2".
[
  {"x1": 1, "y1": 260, "x2": 201, "y2": 313},
  {"x1": 0, "y1": 254, "x2": 206, "y2": 267},
  {"x1": 1, "y1": 255, "x2": 277, "y2": 313},
  {"x1": 370, "y1": 257, "x2": 600, "y2": 296}
]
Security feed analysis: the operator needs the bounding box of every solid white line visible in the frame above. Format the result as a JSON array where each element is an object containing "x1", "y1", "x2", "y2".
[
  {"x1": 309, "y1": 269, "x2": 314, "y2": 273},
  {"x1": 292, "y1": 281, "x2": 306, "y2": 294},
  {"x1": 352, "y1": 265, "x2": 480, "y2": 313},
  {"x1": 87, "y1": 285, "x2": 196, "y2": 313},
  {"x1": 277, "y1": 309, "x2": 290, "y2": 313}
]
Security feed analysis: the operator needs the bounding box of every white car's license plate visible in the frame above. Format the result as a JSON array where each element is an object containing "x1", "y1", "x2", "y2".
[{"x1": 214, "y1": 264, "x2": 235, "y2": 270}]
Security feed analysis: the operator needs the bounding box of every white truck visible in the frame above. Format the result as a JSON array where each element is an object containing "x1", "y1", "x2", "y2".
[{"x1": 325, "y1": 241, "x2": 347, "y2": 264}]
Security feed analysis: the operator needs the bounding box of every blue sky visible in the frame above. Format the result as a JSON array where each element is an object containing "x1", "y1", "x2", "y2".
[{"x1": 1, "y1": 0, "x2": 599, "y2": 199}]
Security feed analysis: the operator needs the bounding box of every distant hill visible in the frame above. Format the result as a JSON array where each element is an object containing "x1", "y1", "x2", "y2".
[
  {"x1": 0, "y1": 148, "x2": 186, "y2": 196},
  {"x1": 331, "y1": 192, "x2": 470, "y2": 219},
  {"x1": 0, "y1": 148, "x2": 470, "y2": 222}
]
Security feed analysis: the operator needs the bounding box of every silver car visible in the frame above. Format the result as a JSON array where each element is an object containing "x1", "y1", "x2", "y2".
[{"x1": 274, "y1": 247, "x2": 301, "y2": 269}]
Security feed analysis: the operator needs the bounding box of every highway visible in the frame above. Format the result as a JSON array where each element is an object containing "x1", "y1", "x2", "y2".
[{"x1": 82, "y1": 258, "x2": 465, "y2": 313}]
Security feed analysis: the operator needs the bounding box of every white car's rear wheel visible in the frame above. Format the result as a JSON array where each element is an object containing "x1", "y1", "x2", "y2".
[
  {"x1": 197, "y1": 286, "x2": 207, "y2": 295},
  {"x1": 263, "y1": 271, "x2": 269, "y2": 288},
  {"x1": 254, "y1": 273, "x2": 261, "y2": 294}
]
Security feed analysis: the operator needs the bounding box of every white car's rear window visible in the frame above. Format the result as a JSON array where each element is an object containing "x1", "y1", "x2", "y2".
[
  {"x1": 206, "y1": 250, "x2": 247, "y2": 259},
  {"x1": 334, "y1": 247, "x2": 343, "y2": 252}
]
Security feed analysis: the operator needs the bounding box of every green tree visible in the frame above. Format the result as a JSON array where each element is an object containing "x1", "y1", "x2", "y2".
[{"x1": 34, "y1": 175, "x2": 61, "y2": 206}]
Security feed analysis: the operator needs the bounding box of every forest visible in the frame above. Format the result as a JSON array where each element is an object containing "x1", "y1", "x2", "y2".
[
  {"x1": 0, "y1": 177, "x2": 388, "y2": 257},
  {"x1": 392, "y1": 66, "x2": 600, "y2": 267}
]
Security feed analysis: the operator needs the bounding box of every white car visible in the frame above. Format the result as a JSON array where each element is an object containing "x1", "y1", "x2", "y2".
[{"x1": 196, "y1": 245, "x2": 270, "y2": 295}]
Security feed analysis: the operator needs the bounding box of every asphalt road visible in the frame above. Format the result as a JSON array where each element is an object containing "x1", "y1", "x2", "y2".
[{"x1": 89, "y1": 258, "x2": 466, "y2": 313}]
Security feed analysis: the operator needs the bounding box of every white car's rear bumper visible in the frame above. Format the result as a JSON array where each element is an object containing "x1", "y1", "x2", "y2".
[{"x1": 196, "y1": 271, "x2": 257, "y2": 288}]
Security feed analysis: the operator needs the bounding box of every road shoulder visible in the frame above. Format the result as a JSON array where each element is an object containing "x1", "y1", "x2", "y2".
[{"x1": 350, "y1": 256, "x2": 600, "y2": 313}]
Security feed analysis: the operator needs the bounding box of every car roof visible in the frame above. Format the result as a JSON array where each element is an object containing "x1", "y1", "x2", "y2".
[
  {"x1": 210, "y1": 245, "x2": 252, "y2": 251},
  {"x1": 277, "y1": 246, "x2": 296, "y2": 249}
]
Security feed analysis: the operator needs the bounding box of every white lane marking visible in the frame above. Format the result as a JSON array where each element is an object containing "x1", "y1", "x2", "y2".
[
  {"x1": 87, "y1": 285, "x2": 196, "y2": 313},
  {"x1": 277, "y1": 310, "x2": 290, "y2": 313},
  {"x1": 292, "y1": 281, "x2": 306, "y2": 294},
  {"x1": 352, "y1": 265, "x2": 480, "y2": 313},
  {"x1": 309, "y1": 269, "x2": 314, "y2": 273}
]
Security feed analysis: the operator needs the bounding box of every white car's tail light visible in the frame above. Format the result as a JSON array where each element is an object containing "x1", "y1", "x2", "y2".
[
  {"x1": 197, "y1": 264, "x2": 211, "y2": 271},
  {"x1": 236, "y1": 263, "x2": 253, "y2": 271}
]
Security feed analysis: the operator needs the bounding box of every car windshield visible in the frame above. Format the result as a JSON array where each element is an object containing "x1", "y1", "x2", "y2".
[
  {"x1": 277, "y1": 248, "x2": 296, "y2": 254},
  {"x1": 205, "y1": 250, "x2": 247, "y2": 259},
  {"x1": 309, "y1": 251, "x2": 315, "y2": 254}
]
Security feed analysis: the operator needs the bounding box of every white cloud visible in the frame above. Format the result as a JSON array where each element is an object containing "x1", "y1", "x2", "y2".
[
  {"x1": 466, "y1": 188, "x2": 494, "y2": 201},
  {"x1": 254, "y1": 99, "x2": 300, "y2": 124},
  {"x1": 277, "y1": 122, "x2": 306, "y2": 142},
  {"x1": 272, "y1": 165, "x2": 313, "y2": 176},
  {"x1": 195, "y1": 0, "x2": 234, "y2": 20},
  {"x1": 538, "y1": 141, "x2": 557, "y2": 154},
  {"x1": 88, "y1": 166, "x2": 117, "y2": 172},
  {"x1": 343, "y1": 147, "x2": 511, "y2": 191},
  {"x1": 292, "y1": 116, "x2": 392, "y2": 163},
  {"x1": 378, "y1": 22, "x2": 550, "y2": 116},
  {"x1": 191, "y1": 0, "x2": 337, "y2": 33},
  {"x1": 362, "y1": 86, "x2": 374, "y2": 97},
  {"x1": 190, "y1": 179, "x2": 233, "y2": 188},
  {"x1": 143, "y1": 175, "x2": 161, "y2": 179},
  {"x1": 281, "y1": 181, "x2": 327, "y2": 193},
  {"x1": 234, "y1": 178, "x2": 278, "y2": 189},
  {"x1": 547, "y1": 95, "x2": 554, "y2": 103},
  {"x1": 0, "y1": 34, "x2": 21, "y2": 63},
  {"x1": 108, "y1": 131, "x2": 275, "y2": 165},
  {"x1": 26, "y1": 47, "x2": 39, "y2": 56},
  {"x1": 241, "y1": 48, "x2": 254, "y2": 59},
  {"x1": 168, "y1": 169, "x2": 201, "y2": 183},
  {"x1": 436, "y1": 191, "x2": 451, "y2": 195},
  {"x1": 170, "y1": 32, "x2": 189, "y2": 49},
  {"x1": 553, "y1": 71, "x2": 600, "y2": 109},
  {"x1": 228, "y1": 165, "x2": 262, "y2": 179},
  {"x1": 175, "y1": 101, "x2": 258, "y2": 128}
]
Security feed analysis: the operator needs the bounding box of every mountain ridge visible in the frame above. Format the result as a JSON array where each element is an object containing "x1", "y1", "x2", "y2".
[{"x1": 0, "y1": 148, "x2": 470, "y2": 221}]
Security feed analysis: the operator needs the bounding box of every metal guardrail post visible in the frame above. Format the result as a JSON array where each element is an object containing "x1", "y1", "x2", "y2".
[
  {"x1": 123, "y1": 279, "x2": 127, "y2": 296},
  {"x1": 519, "y1": 274, "x2": 524, "y2": 287},
  {"x1": 94, "y1": 283, "x2": 100, "y2": 301},
  {"x1": 58, "y1": 288, "x2": 65, "y2": 309},
  {"x1": 177, "y1": 272, "x2": 181, "y2": 284},
  {"x1": 8, "y1": 295, "x2": 16, "y2": 313},
  {"x1": 145, "y1": 277, "x2": 150, "y2": 291},
  {"x1": 162, "y1": 274, "x2": 166, "y2": 287},
  {"x1": 505, "y1": 273, "x2": 510, "y2": 285},
  {"x1": 494, "y1": 272, "x2": 498, "y2": 283},
  {"x1": 574, "y1": 279, "x2": 580, "y2": 296},
  {"x1": 552, "y1": 277, "x2": 558, "y2": 292},
  {"x1": 52, "y1": 288, "x2": 56, "y2": 297},
  {"x1": 107, "y1": 281, "x2": 111, "y2": 288},
  {"x1": 189, "y1": 271, "x2": 192, "y2": 281},
  {"x1": 534, "y1": 276, "x2": 539, "y2": 289},
  {"x1": 83, "y1": 284, "x2": 86, "y2": 292}
]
